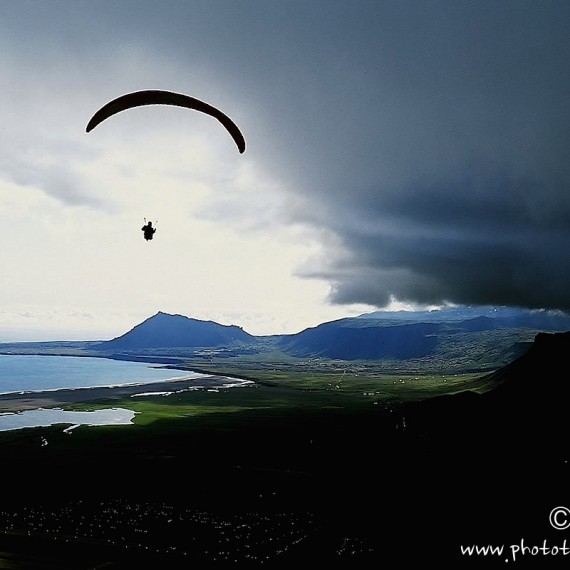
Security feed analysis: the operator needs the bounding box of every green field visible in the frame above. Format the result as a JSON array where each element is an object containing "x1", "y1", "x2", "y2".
[{"x1": 61, "y1": 364, "x2": 492, "y2": 429}]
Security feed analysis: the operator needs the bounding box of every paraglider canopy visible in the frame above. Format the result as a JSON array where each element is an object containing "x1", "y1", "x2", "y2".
[{"x1": 86, "y1": 89, "x2": 246, "y2": 154}]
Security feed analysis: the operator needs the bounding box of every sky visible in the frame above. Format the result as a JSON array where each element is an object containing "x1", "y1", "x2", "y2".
[{"x1": 0, "y1": 1, "x2": 569, "y2": 341}]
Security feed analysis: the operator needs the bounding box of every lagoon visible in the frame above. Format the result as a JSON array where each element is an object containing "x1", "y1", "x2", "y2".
[{"x1": 0, "y1": 407, "x2": 136, "y2": 432}]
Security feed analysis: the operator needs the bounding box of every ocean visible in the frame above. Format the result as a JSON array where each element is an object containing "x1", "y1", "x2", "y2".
[{"x1": 0, "y1": 354, "x2": 202, "y2": 395}]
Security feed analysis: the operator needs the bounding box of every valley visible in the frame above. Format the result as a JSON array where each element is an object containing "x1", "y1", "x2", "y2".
[{"x1": 0, "y1": 309, "x2": 568, "y2": 566}]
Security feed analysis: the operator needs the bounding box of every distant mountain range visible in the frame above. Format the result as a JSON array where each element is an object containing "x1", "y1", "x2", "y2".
[
  {"x1": 89, "y1": 306, "x2": 570, "y2": 371},
  {"x1": 276, "y1": 306, "x2": 570, "y2": 360}
]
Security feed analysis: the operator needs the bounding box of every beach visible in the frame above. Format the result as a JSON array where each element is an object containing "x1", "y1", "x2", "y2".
[{"x1": 0, "y1": 374, "x2": 253, "y2": 413}]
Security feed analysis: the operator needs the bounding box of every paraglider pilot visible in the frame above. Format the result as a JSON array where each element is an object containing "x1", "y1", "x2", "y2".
[{"x1": 142, "y1": 219, "x2": 156, "y2": 241}]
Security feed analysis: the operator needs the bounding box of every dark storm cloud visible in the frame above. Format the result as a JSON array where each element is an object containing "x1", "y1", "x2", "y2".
[
  {"x1": 258, "y1": 1, "x2": 570, "y2": 313},
  {"x1": 3, "y1": 1, "x2": 569, "y2": 311}
]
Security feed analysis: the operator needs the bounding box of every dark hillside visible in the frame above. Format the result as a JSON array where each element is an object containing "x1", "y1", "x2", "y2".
[
  {"x1": 478, "y1": 330, "x2": 570, "y2": 400},
  {"x1": 391, "y1": 331, "x2": 570, "y2": 558},
  {"x1": 401, "y1": 331, "x2": 570, "y2": 456}
]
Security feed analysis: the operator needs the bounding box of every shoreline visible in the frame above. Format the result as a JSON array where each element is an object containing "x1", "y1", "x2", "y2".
[{"x1": 0, "y1": 375, "x2": 254, "y2": 413}]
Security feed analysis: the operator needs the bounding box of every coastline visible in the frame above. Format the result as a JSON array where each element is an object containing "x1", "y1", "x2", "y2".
[{"x1": 0, "y1": 375, "x2": 253, "y2": 413}]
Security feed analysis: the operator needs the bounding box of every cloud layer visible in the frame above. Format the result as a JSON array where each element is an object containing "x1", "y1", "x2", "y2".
[{"x1": 1, "y1": 1, "x2": 569, "y2": 339}]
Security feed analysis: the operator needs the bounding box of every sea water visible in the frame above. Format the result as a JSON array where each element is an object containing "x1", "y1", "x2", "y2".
[{"x1": 0, "y1": 354, "x2": 201, "y2": 395}]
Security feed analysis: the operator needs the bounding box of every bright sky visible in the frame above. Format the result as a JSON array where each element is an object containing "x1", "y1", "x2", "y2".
[{"x1": 1, "y1": 1, "x2": 568, "y2": 341}]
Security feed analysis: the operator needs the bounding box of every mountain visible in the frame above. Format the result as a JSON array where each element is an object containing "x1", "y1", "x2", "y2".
[
  {"x1": 93, "y1": 311, "x2": 253, "y2": 350},
  {"x1": 274, "y1": 307, "x2": 570, "y2": 363},
  {"x1": 356, "y1": 305, "x2": 570, "y2": 328},
  {"x1": 276, "y1": 320, "x2": 443, "y2": 359}
]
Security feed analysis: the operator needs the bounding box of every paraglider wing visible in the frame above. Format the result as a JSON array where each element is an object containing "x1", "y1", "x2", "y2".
[{"x1": 86, "y1": 90, "x2": 246, "y2": 154}]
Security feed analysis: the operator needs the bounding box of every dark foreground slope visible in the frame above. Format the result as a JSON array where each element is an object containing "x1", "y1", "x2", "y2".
[
  {"x1": 403, "y1": 330, "x2": 570, "y2": 448},
  {"x1": 395, "y1": 331, "x2": 570, "y2": 564},
  {"x1": 0, "y1": 333, "x2": 568, "y2": 567}
]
